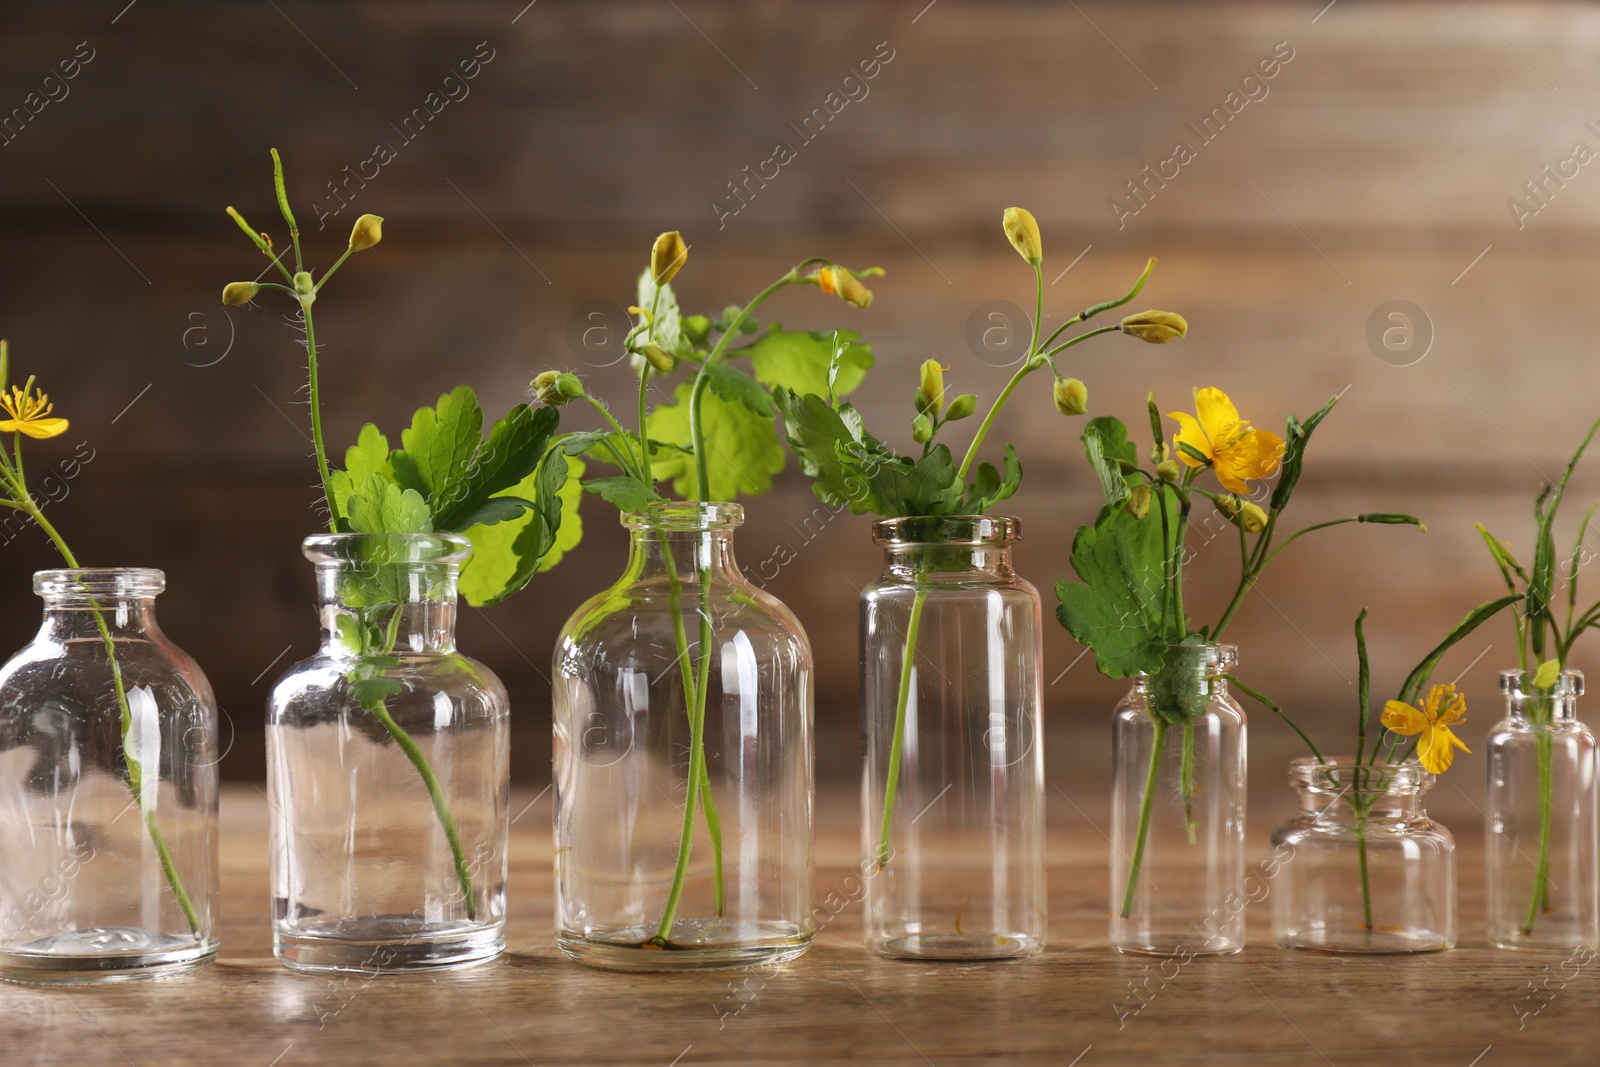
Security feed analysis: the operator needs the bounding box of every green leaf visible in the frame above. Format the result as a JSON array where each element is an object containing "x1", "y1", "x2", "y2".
[
  {"x1": 646, "y1": 381, "x2": 785, "y2": 501},
  {"x1": 345, "y1": 472, "x2": 433, "y2": 534},
  {"x1": 1270, "y1": 394, "x2": 1339, "y2": 514},
  {"x1": 840, "y1": 443, "x2": 964, "y2": 518},
  {"x1": 330, "y1": 424, "x2": 396, "y2": 528},
  {"x1": 1083, "y1": 416, "x2": 1137, "y2": 507},
  {"x1": 392, "y1": 386, "x2": 484, "y2": 509},
  {"x1": 584, "y1": 475, "x2": 660, "y2": 512},
  {"x1": 964, "y1": 444, "x2": 1022, "y2": 513},
  {"x1": 1054, "y1": 498, "x2": 1177, "y2": 680},
  {"x1": 771, "y1": 388, "x2": 879, "y2": 513},
  {"x1": 459, "y1": 450, "x2": 582, "y2": 608},
  {"x1": 432, "y1": 403, "x2": 559, "y2": 532},
  {"x1": 1396, "y1": 593, "x2": 1524, "y2": 705},
  {"x1": 1528, "y1": 418, "x2": 1600, "y2": 643},
  {"x1": 745, "y1": 326, "x2": 873, "y2": 398},
  {"x1": 450, "y1": 496, "x2": 535, "y2": 529},
  {"x1": 703, "y1": 362, "x2": 774, "y2": 416}
]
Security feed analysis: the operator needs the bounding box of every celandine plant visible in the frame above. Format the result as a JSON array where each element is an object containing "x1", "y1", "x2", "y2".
[
  {"x1": 776, "y1": 207, "x2": 1187, "y2": 959},
  {"x1": 1268, "y1": 600, "x2": 1517, "y2": 953},
  {"x1": 222, "y1": 151, "x2": 573, "y2": 971},
  {"x1": 1055, "y1": 386, "x2": 1424, "y2": 955},
  {"x1": 0, "y1": 341, "x2": 219, "y2": 981},
  {"x1": 536, "y1": 231, "x2": 879, "y2": 968},
  {"x1": 1477, "y1": 421, "x2": 1600, "y2": 950}
]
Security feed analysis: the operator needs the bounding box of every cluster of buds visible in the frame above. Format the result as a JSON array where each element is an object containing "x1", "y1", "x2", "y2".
[
  {"x1": 220, "y1": 212, "x2": 384, "y2": 306},
  {"x1": 911, "y1": 359, "x2": 975, "y2": 445}
]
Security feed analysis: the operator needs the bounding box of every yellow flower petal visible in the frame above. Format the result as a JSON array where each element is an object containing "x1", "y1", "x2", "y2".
[
  {"x1": 1417, "y1": 727, "x2": 1450, "y2": 773},
  {"x1": 12, "y1": 417, "x2": 67, "y2": 439},
  {"x1": 1243, "y1": 428, "x2": 1286, "y2": 478},
  {"x1": 1167, "y1": 411, "x2": 1210, "y2": 468},
  {"x1": 1381, "y1": 700, "x2": 1427, "y2": 736},
  {"x1": 1193, "y1": 387, "x2": 1242, "y2": 444}
]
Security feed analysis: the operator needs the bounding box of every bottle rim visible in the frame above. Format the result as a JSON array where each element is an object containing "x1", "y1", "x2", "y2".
[
  {"x1": 621, "y1": 500, "x2": 743, "y2": 532},
  {"x1": 302, "y1": 531, "x2": 472, "y2": 566},
  {"x1": 1500, "y1": 667, "x2": 1585, "y2": 698},
  {"x1": 35, "y1": 567, "x2": 165, "y2": 600},
  {"x1": 872, "y1": 514, "x2": 1020, "y2": 547},
  {"x1": 1287, "y1": 755, "x2": 1431, "y2": 795}
]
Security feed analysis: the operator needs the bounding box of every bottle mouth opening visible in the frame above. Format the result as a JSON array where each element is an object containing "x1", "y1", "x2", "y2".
[
  {"x1": 35, "y1": 568, "x2": 165, "y2": 600},
  {"x1": 872, "y1": 515, "x2": 1020, "y2": 547},
  {"x1": 303, "y1": 532, "x2": 472, "y2": 567},
  {"x1": 1288, "y1": 756, "x2": 1430, "y2": 795},
  {"x1": 622, "y1": 500, "x2": 744, "y2": 532},
  {"x1": 1500, "y1": 667, "x2": 1585, "y2": 698}
]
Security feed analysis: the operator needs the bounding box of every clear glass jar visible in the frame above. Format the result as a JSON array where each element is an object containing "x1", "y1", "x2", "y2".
[
  {"x1": 860, "y1": 515, "x2": 1044, "y2": 960},
  {"x1": 0, "y1": 568, "x2": 218, "y2": 982},
  {"x1": 267, "y1": 533, "x2": 509, "y2": 973},
  {"x1": 1487, "y1": 669, "x2": 1599, "y2": 951},
  {"x1": 1272, "y1": 757, "x2": 1455, "y2": 953},
  {"x1": 1110, "y1": 644, "x2": 1245, "y2": 956},
  {"x1": 553, "y1": 502, "x2": 813, "y2": 971}
]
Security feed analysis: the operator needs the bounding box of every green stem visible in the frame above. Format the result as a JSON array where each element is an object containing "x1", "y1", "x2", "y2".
[
  {"x1": 637, "y1": 370, "x2": 653, "y2": 487},
  {"x1": 1121, "y1": 717, "x2": 1169, "y2": 920},
  {"x1": 876, "y1": 585, "x2": 929, "y2": 870},
  {"x1": 957, "y1": 358, "x2": 1040, "y2": 483},
  {"x1": 1526, "y1": 727, "x2": 1554, "y2": 934},
  {"x1": 1357, "y1": 816, "x2": 1374, "y2": 933},
  {"x1": 1179, "y1": 719, "x2": 1196, "y2": 844},
  {"x1": 302, "y1": 303, "x2": 338, "y2": 531}
]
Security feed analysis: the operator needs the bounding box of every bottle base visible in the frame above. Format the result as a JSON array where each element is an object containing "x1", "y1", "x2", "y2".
[
  {"x1": 274, "y1": 914, "x2": 504, "y2": 973},
  {"x1": 0, "y1": 927, "x2": 216, "y2": 984},
  {"x1": 1112, "y1": 939, "x2": 1242, "y2": 958},
  {"x1": 558, "y1": 920, "x2": 811, "y2": 971},
  {"x1": 870, "y1": 933, "x2": 1043, "y2": 961},
  {"x1": 1487, "y1": 929, "x2": 1598, "y2": 952},
  {"x1": 1279, "y1": 927, "x2": 1452, "y2": 954}
]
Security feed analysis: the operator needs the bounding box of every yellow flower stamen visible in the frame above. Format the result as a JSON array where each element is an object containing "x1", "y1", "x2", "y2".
[{"x1": 0, "y1": 385, "x2": 69, "y2": 439}]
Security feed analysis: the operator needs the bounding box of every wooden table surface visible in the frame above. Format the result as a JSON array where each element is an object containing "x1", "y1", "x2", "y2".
[{"x1": 3, "y1": 783, "x2": 1595, "y2": 1067}]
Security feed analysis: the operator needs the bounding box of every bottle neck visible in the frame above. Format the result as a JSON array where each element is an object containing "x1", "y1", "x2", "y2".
[
  {"x1": 881, "y1": 542, "x2": 1015, "y2": 583},
  {"x1": 40, "y1": 596, "x2": 159, "y2": 641},
  {"x1": 1292, "y1": 759, "x2": 1427, "y2": 821},
  {"x1": 626, "y1": 526, "x2": 743, "y2": 585},
  {"x1": 317, "y1": 563, "x2": 459, "y2": 656},
  {"x1": 1503, "y1": 669, "x2": 1584, "y2": 725}
]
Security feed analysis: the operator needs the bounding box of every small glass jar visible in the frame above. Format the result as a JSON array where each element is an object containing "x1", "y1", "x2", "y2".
[
  {"x1": 1110, "y1": 644, "x2": 1245, "y2": 956},
  {"x1": 553, "y1": 502, "x2": 813, "y2": 970},
  {"x1": 1487, "y1": 669, "x2": 1599, "y2": 951},
  {"x1": 0, "y1": 568, "x2": 218, "y2": 982},
  {"x1": 860, "y1": 515, "x2": 1045, "y2": 961},
  {"x1": 1272, "y1": 757, "x2": 1455, "y2": 953},
  {"x1": 267, "y1": 533, "x2": 509, "y2": 973}
]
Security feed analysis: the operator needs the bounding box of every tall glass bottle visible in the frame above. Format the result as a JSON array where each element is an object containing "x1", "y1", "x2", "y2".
[
  {"x1": 268, "y1": 533, "x2": 509, "y2": 973},
  {"x1": 1487, "y1": 669, "x2": 1599, "y2": 951},
  {"x1": 553, "y1": 502, "x2": 814, "y2": 970},
  {"x1": 1110, "y1": 644, "x2": 1245, "y2": 955},
  {"x1": 0, "y1": 568, "x2": 218, "y2": 982},
  {"x1": 860, "y1": 516, "x2": 1045, "y2": 960}
]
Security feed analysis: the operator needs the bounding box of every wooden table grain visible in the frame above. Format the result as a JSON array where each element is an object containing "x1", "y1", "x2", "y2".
[{"x1": 2, "y1": 784, "x2": 1595, "y2": 1067}]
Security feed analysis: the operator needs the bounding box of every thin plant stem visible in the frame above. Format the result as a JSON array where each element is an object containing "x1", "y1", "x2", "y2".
[
  {"x1": 1121, "y1": 717, "x2": 1169, "y2": 920},
  {"x1": 1179, "y1": 719, "x2": 1196, "y2": 844},
  {"x1": 876, "y1": 585, "x2": 928, "y2": 870},
  {"x1": 1357, "y1": 814, "x2": 1374, "y2": 933},
  {"x1": 1526, "y1": 725, "x2": 1554, "y2": 933},
  {"x1": 301, "y1": 304, "x2": 338, "y2": 531}
]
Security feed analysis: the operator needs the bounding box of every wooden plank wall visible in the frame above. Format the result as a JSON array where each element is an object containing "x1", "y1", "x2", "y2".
[{"x1": 1, "y1": 0, "x2": 1598, "y2": 781}]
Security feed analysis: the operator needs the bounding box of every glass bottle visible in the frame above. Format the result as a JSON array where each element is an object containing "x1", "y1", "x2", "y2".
[
  {"x1": 553, "y1": 502, "x2": 813, "y2": 970},
  {"x1": 1272, "y1": 757, "x2": 1455, "y2": 953},
  {"x1": 1110, "y1": 644, "x2": 1245, "y2": 956},
  {"x1": 267, "y1": 533, "x2": 509, "y2": 973},
  {"x1": 0, "y1": 568, "x2": 218, "y2": 982},
  {"x1": 1487, "y1": 669, "x2": 1598, "y2": 951},
  {"x1": 860, "y1": 515, "x2": 1045, "y2": 960}
]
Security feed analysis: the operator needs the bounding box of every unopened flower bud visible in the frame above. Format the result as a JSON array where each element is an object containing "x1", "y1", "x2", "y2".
[
  {"x1": 917, "y1": 359, "x2": 945, "y2": 415},
  {"x1": 944, "y1": 393, "x2": 977, "y2": 421},
  {"x1": 532, "y1": 371, "x2": 585, "y2": 406},
  {"x1": 1239, "y1": 501, "x2": 1269, "y2": 534},
  {"x1": 1151, "y1": 441, "x2": 1170, "y2": 464},
  {"x1": 1216, "y1": 494, "x2": 1242, "y2": 517},
  {"x1": 651, "y1": 230, "x2": 688, "y2": 284},
  {"x1": 638, "y1": 342, "x2": 675, "y2": 374},
  {"x1": 221, "y1": 281, "x2": 259, "y2": 305},
  {"x1": 1121, "y1": 310, "x2": 1188, "y2": 344},
  {"x1": 1002, "y1": 206, "x2": 1042, "y2": 264},
  {"x1": 1156, "y1": 460, "x2": 1180, "y2": 483},
  {"x1": 1125, "y1": 482, "x2": 1151, "y2": 520},
  {"x1": 1053, "y1": 377, "x2": 1088, "y2": 417},
  {"x1": 293, "y1": 271, "x2": 315, "y2": 297},
  {"x1": 349, "y1": 213, "x2": 384, "y2": 251},
  {"x1": 911, "y1": 413, "x2": 933, "y2": 444}
]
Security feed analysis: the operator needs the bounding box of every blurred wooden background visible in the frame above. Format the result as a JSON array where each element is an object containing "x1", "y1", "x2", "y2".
[{"x1": 2, "y1": 0, "x2": 1599, "y2": 786}]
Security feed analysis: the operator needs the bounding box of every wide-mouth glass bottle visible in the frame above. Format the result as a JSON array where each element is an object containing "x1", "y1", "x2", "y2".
[
  {"x1": 553, "y1": 502, "x2": 814, "y2": 970},
  {"x1": 860, "y1": 515, "x2": 1045, "y2": 960},
  {"x1": 267, "y1": 533, "x2": 509, "y2": 973},
  {"x1": 0, "y1": 568, "x2": 218, "y2": 982}
]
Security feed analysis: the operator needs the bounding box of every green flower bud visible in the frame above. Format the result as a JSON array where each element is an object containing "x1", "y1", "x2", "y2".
[
  {"x1": 1125, "y1": 482, "x2": 1151, "y2": 520},
  {"x1": 532, "y1": 370, "x2": 585, "y2": 406},
  {"x1": 651, "y1": 230, "x2": 688, "y2": 284},
  {"x1": 916, "y1": 359, "x2": 946, "y2": 415},
  {"x1": 682, "y1": 314, "x2": 712, "y2": 347},
  {"x1": 1053, "y1": 377, "x2": 1088, "y2": 417},
  {"x1": 293, "y1": 271, "x2": 315, "y2": 297},
  {"x1": 1151, "y1": 441, "x2": 1170, "y2": 464},
  {"x1": 1002, "y1": 206, "x2": 1043, "y2": 264},
  {"x1": 221, "y1": 281, "x2": 259, "y2": 305},
  {"x1": 349, "y1": 213, "x2": 383, "y2": 251},
  {"x1": 1239, "y1": 501, "x2": 1268, "y2": 534},
  {"x1": 1155, "y1": 459, "x2": 1180, "y2": 483},
  {"x1": 1216, "y1": 493, "x2": 1242, "y2": 517},
  {"x1": 638, "y1": 341, "x2": 675, "y2": 374},
  {"x1": 1120, "y1": 310, "x2": 1188, "y2": 344},
  {"x1": 944, "y1": 393, "x2": 978, "y2": 421},
  {"x1": 911, "y1": 413, "x2": 933, "y2": 444}
]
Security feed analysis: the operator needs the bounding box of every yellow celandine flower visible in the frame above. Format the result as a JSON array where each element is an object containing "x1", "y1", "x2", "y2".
[
  {"x1": 1382, "y1": 683, "x2": 1471, "y2": 774},
  {"x1": 0, "y1": 385, "x2": 68, "y2": 439},
  {"x1": 1168, "y1": 386, "x2": 1286, "y2": 495}
]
